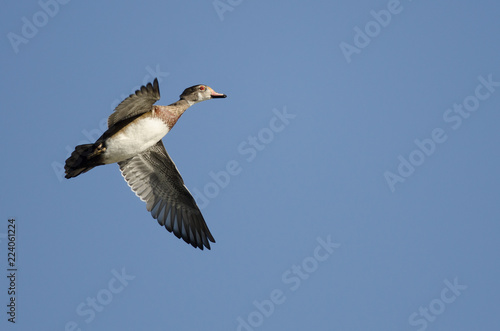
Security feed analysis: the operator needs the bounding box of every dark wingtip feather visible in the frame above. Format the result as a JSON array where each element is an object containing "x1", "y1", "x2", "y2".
[{"x1": 153, "y1": 78, "x2": 160, "y2": 98}]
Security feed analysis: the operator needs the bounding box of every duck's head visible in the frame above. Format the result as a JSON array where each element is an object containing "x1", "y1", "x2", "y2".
[{"x1": 180, "y1": 85, "x2": 227, "y2": 105}]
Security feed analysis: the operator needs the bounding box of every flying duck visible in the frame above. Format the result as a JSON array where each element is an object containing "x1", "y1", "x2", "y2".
[{"x1": 64, "y1": 78, "x2": 226, "y2": 250}]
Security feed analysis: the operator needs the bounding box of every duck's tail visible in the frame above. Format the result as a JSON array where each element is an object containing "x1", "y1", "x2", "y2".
[{"x1": 64, "y1": 144, "x2": 102, "y2": 179}]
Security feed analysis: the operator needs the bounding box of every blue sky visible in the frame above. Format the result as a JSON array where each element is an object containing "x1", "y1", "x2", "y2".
[{"x1": 1, "y1": 0, "x2": 500, "y2": 330}]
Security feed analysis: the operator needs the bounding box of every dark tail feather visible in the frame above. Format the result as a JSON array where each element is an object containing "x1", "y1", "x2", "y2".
[{"x1": 65, "y1": 144, "x2": 99, "y2": 179}]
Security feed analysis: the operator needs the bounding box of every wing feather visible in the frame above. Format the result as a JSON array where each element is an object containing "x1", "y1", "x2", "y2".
[
  {"x1": 118, "y1": 140, "x2": 215, "y2": 250},
  {"x1": 108, "y1": 78, "x2": 160, "y2": 128}
]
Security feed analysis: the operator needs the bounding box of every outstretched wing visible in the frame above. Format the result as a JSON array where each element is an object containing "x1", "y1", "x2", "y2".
[
  {"x1": 118, "y1": 140, "x2": 215, "y2": 250},
  {"x1": 108, "y1": 78, "x2": 160, "y2": 128}
]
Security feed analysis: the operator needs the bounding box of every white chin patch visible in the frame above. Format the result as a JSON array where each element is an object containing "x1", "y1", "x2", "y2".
[{"x1": 187, "y1": 94, "x2": 203, "y2": 106}]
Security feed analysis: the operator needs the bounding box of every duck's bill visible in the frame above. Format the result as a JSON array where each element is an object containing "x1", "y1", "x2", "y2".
[{"x1": 211, "y1": 91, "x2": 227, "y2": 98}]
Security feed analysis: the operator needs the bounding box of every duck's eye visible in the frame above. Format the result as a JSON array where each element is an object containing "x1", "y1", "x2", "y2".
[{"x1": 199, "y1": 86, "x2": 205, "y2": 91}]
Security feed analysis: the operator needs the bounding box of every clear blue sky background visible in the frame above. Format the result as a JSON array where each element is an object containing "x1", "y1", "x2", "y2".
[{"x1": 1, "y1": 1, "x2": 500, "y2": 330}]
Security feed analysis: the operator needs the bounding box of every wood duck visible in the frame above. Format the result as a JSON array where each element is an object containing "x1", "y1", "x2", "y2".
[{"x1": 65, "y1": 78, "x2": 227, "y2": 250}]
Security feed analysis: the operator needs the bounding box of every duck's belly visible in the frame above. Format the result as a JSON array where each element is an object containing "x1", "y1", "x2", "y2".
[{"x1": 102, "y1": 117, "x2": 169, "y2": 164}]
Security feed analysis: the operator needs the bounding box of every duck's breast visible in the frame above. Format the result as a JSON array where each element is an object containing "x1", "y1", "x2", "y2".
[{"x1": 102, "y1": 114, "x2": 170, "y2": 164}]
